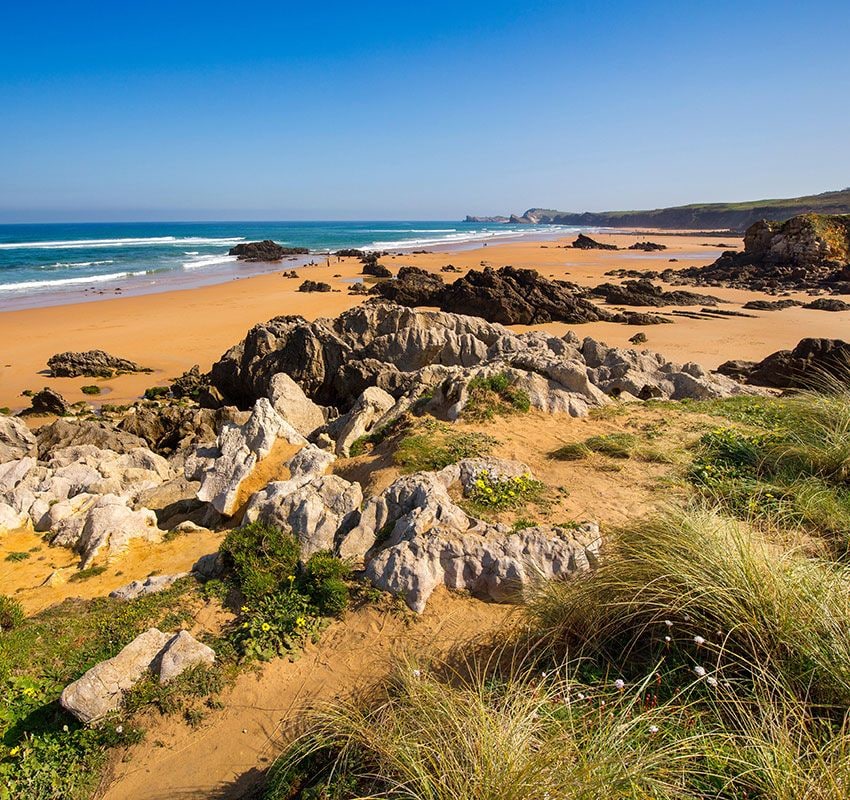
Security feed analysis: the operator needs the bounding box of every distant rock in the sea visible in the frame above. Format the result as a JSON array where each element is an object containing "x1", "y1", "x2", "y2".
[
  {"x1": 675, "y1": 213, "x2": 850, "y2": 292},
  {"x1": 571, "y1": 234, "x2": 618, "y2": 251},
  {"x1": 464, "y1": 215, "x2": 510, "y2": 223},
  {"x1": 718, "y1": 337, "x2": 850, "y2": 388},
  {"x1": 229, "y1": 240, "x2": 309, "y2": 262},
  {"x1": 47, "y1": 349, "x2": 148, "y2": 378}
]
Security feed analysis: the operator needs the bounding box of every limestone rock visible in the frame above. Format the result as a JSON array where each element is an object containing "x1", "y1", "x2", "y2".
[
  {"x1": 60, "y1": 628, "x2": 174, "y2": 723},
  {"x1": 156, "y1": 631, "x2": 216, "y2": 683},
  {"x1": 0, "y1": 416, "x2": 37, "y2": 463},
  {"x1": 242, "y1": 474, "x2": 362, "y2": 559},
  {"x1": 285, "y1": 444, "x2": 336, "y2": 480},
  {"x1": 268, "y1": 373, "x2": 326, "y2": 437},
  {"x1": 36, "y1": 418, "x2": 146, "y2": 460},
  {"x1": 333, "y1": 386, "x2": 395, "y2": 456},
  {"x1": 109, "y1": 573, "x2": 188, "y2": 601}
]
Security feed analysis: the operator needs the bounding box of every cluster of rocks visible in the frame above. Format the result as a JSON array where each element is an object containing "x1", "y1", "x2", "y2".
[
  {"x1": 589, "y1": 279, "x2": 722, "y2": 307},
  {"x1": 628, "y1": 241, "x2": 667, "y2": 251},
  {"x1": 229, "y1": 240, "x2": 309, "y2": 262},
  {"x1": 298, "y1": 280, "x2": 332, "y2": 293},
  {"x1": 47, "y1": 349, "x2": 148, "y2": 378},
  {"x1": 571, "y1": 234, "x2": 618, "y2": 251},
  {"x1": 718, "y1": 337, "x2": 850, "y2": 389},
  {"x1": 674, "y1": 214, "x2": 850, "y2": 293}
]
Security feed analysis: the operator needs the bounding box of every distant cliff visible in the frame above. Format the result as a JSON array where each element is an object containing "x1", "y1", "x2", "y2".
[{"x1": 470, "y1": 189, "x2": 850, "y2": 232}]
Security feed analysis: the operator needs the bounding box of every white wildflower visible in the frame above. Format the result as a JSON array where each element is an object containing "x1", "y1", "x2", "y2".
[
  {"x1": 614, "y1": 679, "x2": 625, "y2": 691},
  {"x1": 693, "y1": 635, "x2": 705, "y2": 646},
  {"x1": 694, "y1": 666, "x2": 706, "y2": 678}
]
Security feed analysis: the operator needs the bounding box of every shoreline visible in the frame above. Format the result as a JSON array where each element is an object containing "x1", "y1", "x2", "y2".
[{"x1": 2, "y1": 228, "x2": 849, "y2": 414}]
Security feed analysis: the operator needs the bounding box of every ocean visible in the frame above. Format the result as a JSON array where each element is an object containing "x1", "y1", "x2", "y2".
[{"x1": 0, "y1": 220, "x2": 579, "y2": 309}]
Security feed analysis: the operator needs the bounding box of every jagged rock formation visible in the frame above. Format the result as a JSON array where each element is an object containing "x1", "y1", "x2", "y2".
[
  {"x1": 718, "y1": 337, "x2": 850, "y2": 389},
  {"x1": 804, "y1": 298, "x2": 850, "y2": 312},
  {"x1": 676, "y1": 214, "x2": 850, "y2": 292},
  {"x1": 229, "y1": 241, "x2": 308, "y2": 261},
  {"x1": 0, "y1": 416, "x2": 37, "y2": 462},
  {"x1": 47, "y1": 350, "x2": 147, "y2": 378},
  {"x1": 21, "y1": 388, "x2": 69, "y2": 416},
  {"x1": 629, "y1": 241, "x2": 667, "y2": 251},
  {"x1": 590, "y1": 279, "x2": 722, "y2": 307},
  {"x1": 298, "y1": 280, "x2": 332, "y2": 293}
]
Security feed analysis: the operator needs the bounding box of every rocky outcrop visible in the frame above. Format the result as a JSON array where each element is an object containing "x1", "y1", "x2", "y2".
[
  {"x1": 803, "y1": 298, "x2": 850, "y2": 312},
  {"x1": 675, "y1": 214, "x2": 850, "y2": 292},
  {"x1": 332, "y1": 386, "x2": 395, "y2": 456},
  {"x1": 229, "y1": 241, "x2": 308, "y2": 261},
  {"x1": 37, "y1": 418, "x2": 147, "y2": 459},
  {"x1": 109, "y1": 573, "x2": 188, "y2": 601},
  {"x1": 242, "y1": 474, "x2": 362, "y2": 559},
  {"x1": 60, "y1": 628, "x2": 215, "y2": 723},
  {"x1": 117, "y1": 405, "x2": 217, "y2": 457},
  {"x1": 590, "y1": 279, "x2": 722, "y2": 307},
  {"x1": 718, "y1": 337, "x2": 850, "y2": 389},
  {"x1": 371, "y1": 266, "x2": 445, "y2": 306},
  {"x1": 209, "y1": 303, "x2": 758, "y2": 417},
  {"x1": 572, "y1": 234, "x2": 618, "y2": 251},
  {"x1": 0, "y1": 416, "x2": 37, "y2": 463},
  {"x1": 742, "y1": 299, "x2": 802, "y2": 311},
  {"x1": 361, "y1": 254, "x2": 392, "y2": 278},
  {"x1": 195, "y1": 399, "x2": 307, "y2": 515},
  {"x1": 47, "y1": 349, "x2": 147, "y2": 378},
  {"x1": 628, "y1": 241, "x2": 667, "y2": 251}
]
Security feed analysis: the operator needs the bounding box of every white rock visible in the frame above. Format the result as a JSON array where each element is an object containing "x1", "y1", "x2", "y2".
[
  {"x1": 0, "y1": 416, "x2": 37, "y2": 463},
  {"x1": 109, "y1": 573, "x2": 188, "y2": 601},
  {"x1": 334, "y1": 387, "x2": 395, "y2": 457},
  {"x1": 268, "y1": 373, "x2": 326, "y2": 437},
  {"x1": 157, "y1": 630, "x2": 216, "y2": 683},
  {"x1": 285, "y1": 444, "x2": 336, "y2": 480}
]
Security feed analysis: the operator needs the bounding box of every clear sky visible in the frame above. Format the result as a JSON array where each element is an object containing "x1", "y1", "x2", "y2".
[{"x1": 1, "y1": 0, "x2": 848, "y2": 222}]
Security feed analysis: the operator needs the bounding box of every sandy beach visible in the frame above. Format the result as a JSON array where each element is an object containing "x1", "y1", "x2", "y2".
[{"x1": 2, "y1": 230, "x2": 847, "y2": 414}]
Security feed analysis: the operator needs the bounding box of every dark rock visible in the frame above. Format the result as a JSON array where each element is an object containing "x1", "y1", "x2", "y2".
[
  {"x1": 47, "y1": 350, "x2": 147, "y2": 378},
  {"x1": 572, "y1": 234, "x2": 618, "y2": 251},
  {"x1": 628, "y1": 241, "x2": 667, "y2": 251},
  {"x1": 22, "y1": 388, "x2": 70, "y2": 417},
  {"x1": 229, "y1": 241, "x2": 308, "y2": 262},
  {"x1": 437, "y1": 267, "x2": 614, "y2": 325},
  {"x1": 629, "y1": 332, "x2": 648, "y2": 344},
  {"x1": 334, "y1": 249, "x2": 366, "y2": 258},
  {"x1": 614, "y1": 311, "x2": 673, "y2": 326},
  {"x1": 361, "y1": 253, "x2": 392, "y2": 278},
  {"x1": 717, "y1": 337, "x2": 850, "y2": 388},
  {"x1": 371, "y1": 266, "x2": 446, "y2": 307},
  {"x1": 298, "y1": 280, "x2": 332, "y2": 293},
  {"x1": 118, "y1": 405, "x2": 217, "y2": 456},
  {"x1": 169, "y1": 365, "x2": 208, "y2": 399},
  {"x1": 742, "y1": 299, "x2": 802, "y2": 311},
  {"x1": 440, "y1": 264, "x2": 462, "y2": 273},
  {"x1": 591, "y1": 279, "x2": 722, "y2": 307},
  {"x1": 803, "y1": 298, "x2": 850, "y2": 312}
]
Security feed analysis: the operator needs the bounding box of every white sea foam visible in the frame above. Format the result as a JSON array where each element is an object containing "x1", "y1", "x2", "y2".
[
  {"x1": 181, "y1": 253, "x2": 239, "y2": 270},
  {"x1": 0, "y1": 236, "x2": 245, "y2": 251},
  {"x1": 0, "y1": 271, "x2": 148, "y2": 293},
  {"x1": 365, "y1": 225, "x2": 577, "y2": 251},
  {"x1": 40, "y1": 259, "x2": 115, "y2": 270}
]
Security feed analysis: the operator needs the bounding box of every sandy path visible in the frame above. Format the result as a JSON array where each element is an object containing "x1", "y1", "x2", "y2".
[{"x1": 97, "y1": 590, "x2": 513, "y2": 800}]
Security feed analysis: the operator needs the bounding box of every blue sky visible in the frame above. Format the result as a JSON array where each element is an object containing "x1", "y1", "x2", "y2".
[{"x1": 1, "y1": 0, "x2": 848, "y2": 221}]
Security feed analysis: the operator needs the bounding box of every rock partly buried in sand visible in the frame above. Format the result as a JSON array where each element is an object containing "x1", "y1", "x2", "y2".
[
  {"x1": 109, "y1": 573, "x2": 189, "y2": 601},
  {"x1": 718, "y1": 337, "x2": 850, "y2": 389},
  {"x1": 361, "y1": 254, "x2": 392, "y2": 278},
  {"x1": 590, "y1": 279, "x2": 722, "y2": 307},
  {"x1": 21, "y1": 388, "x2": 70, "y2": 417},
  {"x1": 742, "y1": 299, "x2": 803, "y2": 311},
  {"x1": 229, "y1": 240, "x2": 308, "y2": 261},
  {"x1": 628, "y1": 241, "x2": 667, "y2": 251},
  {"x1": 571, "y1": 233, "x2": 618, "y2": 250},
  {"x1": 803, "y1": 298, "x2": 850, "y2": 312},
  {"x1": 371, "y1": 265, "x2": 445, "y2": 306},
  {"x1": 675, "y1": 214, "x2": 850, "y2": 292},
  {"x1": 0, "y1": 416, "x2": 37, "y2": 463},
  {"x1": 47, "y1": 349, "x2": 148, "y2": 378},
  {"x1": 60, "y1": 628, "x2": 215, "y2": 723},
  {"x1": 298, "y1": 280, "x2": 332, "y2": 293}
]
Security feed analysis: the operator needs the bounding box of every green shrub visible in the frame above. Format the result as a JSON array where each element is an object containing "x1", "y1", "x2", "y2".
[
  {"x1": 394, "y1": 422, "x2": 496, "y2": 473},
  {"x1": 463, "y1": 372, "x2": 531, "y2": 421},
  {"x1": 584, "y1": 432, "x2": 637, "y2": 458},
  {"x1": 301, "y1": 551, "x2": 351, "y2": 617},
  {"x1": 467, "y1": 471, "x2": 544, "y2": 511},
  {"x1": 4, "y1": 551, "x2": 30, "y2": 563},
  {"x1": 220, "y1": 522, "x2": 300, "y2": 602},
  {"x1": 143, "y1": 386, "x2": 170, "y2": 401},
  {"x1": 67, "y1": 565, "x2": 107, "y2": 583},
  {"x1": 234, "y1": 590, "x2": 323, "y2": 661},
  {"x1": 0, "y1": 595, "x2": 24, "y2": 632},
  {"x1": 80, "y1": 385, "x2": 101, "y2": 396},
  {"x1": 551, "y1": 442, "x2": 590, "y2": 461}
]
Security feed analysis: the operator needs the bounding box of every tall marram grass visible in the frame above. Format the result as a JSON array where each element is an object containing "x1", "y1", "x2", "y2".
[
  {"x1": 266, "y1": 664, "x2": 715, "y2": 800},
  {"x1": 528, "y1": 506, "x2": 850, "y2": 705}
]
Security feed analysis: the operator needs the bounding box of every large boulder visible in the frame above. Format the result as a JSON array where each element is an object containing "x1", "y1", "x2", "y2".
[
  {"x1": 156, "y1": 630, "x2": 216, "y2": 683},
  {"x1": 229, "y1": 240, "x2": 308, "y2": 261},
  {"x1": 268, "y1": 373, "x2": 326, "y2": 437},
  {"x1": 110, "y1": 573, "x2": 188, "y2": 601},
  {"x1": 21, "y1": 388, "x2": 69, "y2": 417},
  {"x1": 242, "y1": 474, "x2": 362, "y2": 559},
  {"x1": 36, "y1": 418, "x2": 147, "y2": 460},
  {"x1": 47, "y1": 350, "x2": 146, "y2": 378},
  {"x1": 590, "y1": 279, "x2": 722, "y2": 307},
  {"x1": 332, "y1": 386, "x2": 395, "y2": 456},
  {"x1": 0, "y1": 416, "x2": 37, "y2": 463},
  {"x1": 371, "y1": 266, "x2": 445, "y2": 306}
]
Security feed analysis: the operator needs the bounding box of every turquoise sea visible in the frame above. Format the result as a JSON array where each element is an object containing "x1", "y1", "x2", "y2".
[{"x1": 0, "y1": 220, "x2": 579, "y2": 309}]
